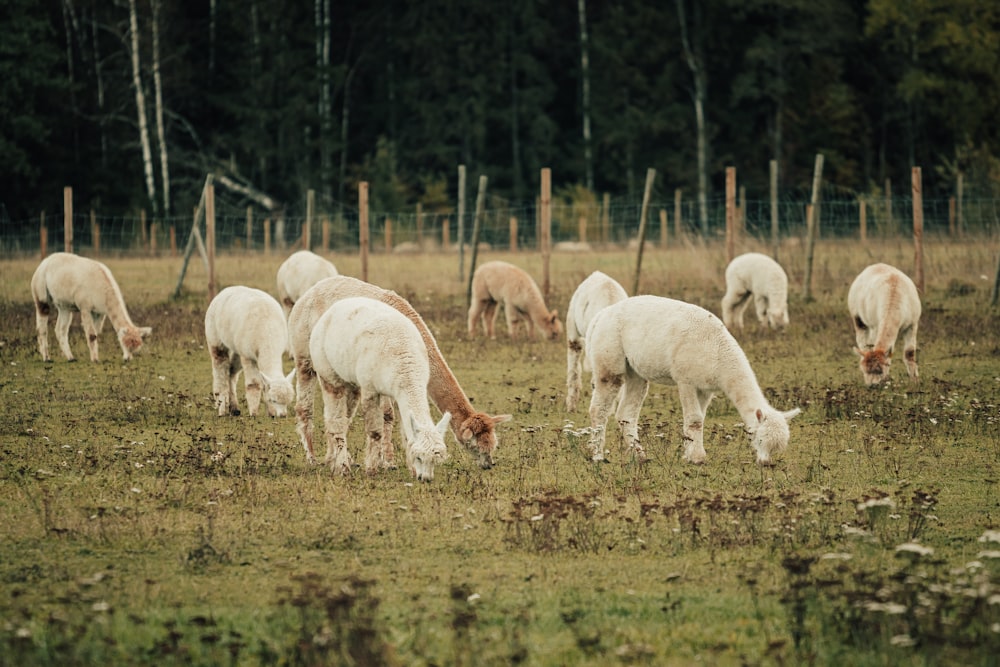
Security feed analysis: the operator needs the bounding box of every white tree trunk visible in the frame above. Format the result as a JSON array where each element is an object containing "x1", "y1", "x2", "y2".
[
  {"x1": 151, "y1": 0, "x2": 170, "y2": 217},
  {"x1": 675, "y1": 0, "x2": 709, "y2": 235},
  {"x1": 128, "y1": 0, "x2": 158, "y2": 216},
  {"x1": 578, "y1": 0, "x2": 593, "y2": 192}
]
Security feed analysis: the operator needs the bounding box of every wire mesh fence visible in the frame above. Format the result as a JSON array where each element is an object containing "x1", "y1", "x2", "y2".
[{"x1": 3, "y1": 189, "x2": 999, "y2": 259}]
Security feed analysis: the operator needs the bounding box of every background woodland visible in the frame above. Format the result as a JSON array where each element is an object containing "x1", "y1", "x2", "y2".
[{"x1": 3, "y1": 0, "x2": 1000, "y2": 226}]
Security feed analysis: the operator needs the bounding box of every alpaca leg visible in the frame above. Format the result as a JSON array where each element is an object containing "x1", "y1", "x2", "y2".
[
  {"x1": 754, "y1": 294, "x2": 769, "y2": 327},
  {"x1": 320, "y1": 379, "x2": 355, "y2": 475},
  {"x1": 565, "y1": 339, "x2": 584, "y2": 411},
  {"x1": 34, "y1": 302, "x2": 51, "y2": 361},
  {"x1": 361, "y1": 392, "x2": 394, "y2": 474},
  {"x1": 244, "y1": 362, "x2": 263, "y2": 416},
  {"x1": 467, "y1": 301, "x2": 483, "y2": 337},
  {"x1": 227, "y1": 356, "x2": 242, "y2": 415},
  {"x1": 380, "y1": 397, "x2": 396, "y2": 469},
  {"x1": 295, "y1": 358, "x2": 319, "y2": 462},
  {"x1": 503, "y1": 305, "x2": 520, "y2": 340},
  {"x1": 902, "y1": 326, "x2": 919, "y2": 382},
  {"x1": 81, "y1": 311, "x2": 101, "y2": 362},
  {"x1": 588, "y1": 370, "x2": 624, "y2": 461},
  {"x1": 210, "y1": 346, "x2": 235, "y2": 416},
  {"x1": 483, "y1": 301, "x2": 500, "y2": 339},
  {"x1": 54, "y1": 307, "x2": 76, "y2": 361},
  {"x1": 615, "y1": 372, "x2": 650, "y2": 461},
  {"x1": 721, "y1": 290, "x2": 750, "y2": 331},
  {"x1": 678, "y1": 384, "x2": 709, "y2": 464}
]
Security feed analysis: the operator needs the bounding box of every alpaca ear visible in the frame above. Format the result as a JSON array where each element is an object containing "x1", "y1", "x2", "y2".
[
  {"x1": 259, "y1": 372, "x2": 274, "y2": 390},
  {"x1": 285, "y1": 367, "x2": 296, "y2": 384},
  {"x1": 492, "y1": 414, "x2": 513, "y2": 426},
  {"x1": 782, "y1": 407, "x2": 802, "y2": 421},
  {"x1": 461, "y1": 426, "x2": 474, "y2": 441},
  {"x1": 435, "y1": 411, "x2": 452, "y2": 434},
  {"x1": 139, "y1": 327, "x2": 152, "y2": 338}
]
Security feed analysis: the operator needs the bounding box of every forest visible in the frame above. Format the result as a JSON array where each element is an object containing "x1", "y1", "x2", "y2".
[{"x1": 2, "y1": 0, "x2": 999, "y2": 227}]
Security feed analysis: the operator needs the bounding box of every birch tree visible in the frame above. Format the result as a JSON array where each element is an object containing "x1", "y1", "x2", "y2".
[
  {"x1": 578, "y1": 0, "x2": 593, "y2": 192},
  {"x1": 676, "y1": 0, "x2": 709, "y2": 235},
  {"x1": 151, "y1": 0, "x2": 170, "y2": 216},
  {"x1": 127, "y1": 0, "x2": 158, "y2": 216}
]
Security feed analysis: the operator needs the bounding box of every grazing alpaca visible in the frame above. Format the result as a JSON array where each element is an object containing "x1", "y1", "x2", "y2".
[
  {"x1": 31, "y1": 252, "x2": 152, "y2": 362},
  {"x1": 848, "y1": 263, "x2": 921, "y2": 386},
  {"x1": 565, "y1": 271, "x2": 628, "y2": 411},
  {"x1": 586, "y1": 295, "x2": 800, "y2": 465},
  {"x1": 721, "y1": 252, "x2": 790, "y2": 332},
  {"x1": 204, "y1": 286, "x2": 296, "y2": 417},
  {"x1": 309, "y1": 297, "x2": 452, "y2": 481},
  {"x1": 468, "y1": 260, "x2": 562, "y2": 341},
  {"x1": 275, "y1": 250, "x2": 339, "y2": 318},
  {"x1": 288, "y1": 275, "x2": 512, "y2": 469}
]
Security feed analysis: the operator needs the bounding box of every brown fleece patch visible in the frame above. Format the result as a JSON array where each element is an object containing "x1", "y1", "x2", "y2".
[
  {"x1": 599, "y1": 372, "x2": 624, "y2": 389},
  {"x1": 282, "y1": 297, "x2": 294, "y2": 308},
  {"x1": 904, "y1": 348, "x2": 916, "y2": 363},
  {"x1": 122, "y1": 330, "x2": 143, "y2": 351},
  {"x1": 862, "y1": 349, "x2": 888, "y2": 375},
  {"x1": 36, "y1": 302, "x2": 51, "y2": 316},
  {"x1": 210, "y1": 346, "x2": 229, "y2": 363},
  {"x1": 568, "y1": 339, "x2": 583, "y2": 353}
]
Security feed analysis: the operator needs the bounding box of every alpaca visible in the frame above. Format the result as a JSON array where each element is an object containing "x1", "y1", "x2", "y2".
[
  {"x1": 468, "y1": 260, "x2": 562, "y2": 341},
  {"x1": 564, "y1": 271, "x2": 628, "y2": 411},
  {"x1": 275, "y1": 250, "x2": 339, "y2": 318},
  {"x1": 309, "y1": 297, "x2": 452, "y2": 481},
  {"x1": 204, "y1": 286, "x2": 296, "y2": 417},
  {"x1": 847, "y1": 263, "x2": 921, "y2": 386},
  {"x1": 721, "y1": 252, "x2": 790, "y2": 332},
  {"x1": 287, "y1": 275, "x2": 512, "y2": 469},
  {"x1": 586, "y1": 295, "x2": 800, "y2": 465},
  {"x1": 30, "y1": 252, "x2": 152, "y2": 362}
]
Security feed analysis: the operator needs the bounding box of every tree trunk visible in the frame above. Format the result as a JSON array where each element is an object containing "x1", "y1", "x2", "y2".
[
  {"x1": 509, "y1": 5, "x2": 523, "y2": 202},
  {"x1": 676, "y1": 0, "x2": 709, "y2": 236},
  {"x1": 337, "y1": 65, "x2": 356, "y2": 222},
  {"x1": 318, "y1": 0, "x2": 333, "y2": 204},
  {"x1": 128, "y1": 0, "x2": 159, "y2": 217},
  {"x1": 578, "y1": 0, "x2": 593, "y2": 192},
  {"x1": 90, "y1": 14, "x2": 108, "y2": 170},
  {"x1": 151, "y1": 0, "x2": 170, "y2": 217}
]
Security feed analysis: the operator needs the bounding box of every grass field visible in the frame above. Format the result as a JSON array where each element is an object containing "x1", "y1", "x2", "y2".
[{"x1": 1, "y1": 239, "x2": 999, "y2": 666}]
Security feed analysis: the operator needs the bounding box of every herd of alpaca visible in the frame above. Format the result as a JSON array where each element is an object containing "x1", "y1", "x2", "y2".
[{"x1": 29, "y1": 246, "x2": 923, "y2": 476}]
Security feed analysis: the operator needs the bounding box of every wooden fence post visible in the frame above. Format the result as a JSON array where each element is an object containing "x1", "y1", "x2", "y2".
[
  {"x1": 384, "y1": 218, "x2": 392, "y2": 253},
  {"x1": 170, "y1": 225, "x2": 177, "y2": 256},
  {"x1": 509, "y1": 217, "x2": 518, "y2": 252},
  {"x1": 246, "y1": 206, "x2": 253, "y2": 251},
  {"x1": 359, "y1": 182, "x2": 369, "y2": 282},
  {"x1": 540, "y1": 168, "x2": 552, "y2": 299},
  {"x1": 321, "y1": 218, "x2": 330, "y2": 251},
  {"x1": 206, "y1": 182, "x2": 216, "y2": 299},
  {"x1": 659, "y1": 209, "x2": 668, "y2": 248},
  {"x1": 465, "y1": 175, "x2": 488, "y2": 308},
  {"x1": 803, "y1": 153, "x2": 825, "y2": 301},
  {"x1": 674, "y1": 189, "x2": 683, "y2": 241},
  {"x1": 912, "y1": 167, "x2": 925, "y2": 293},
  {"x1": 140, "y1": 208, "x2": 148, "y2": 249},
  {"x1": 457, "y1": 164, "x2": 466, "y2": 281},
  {"x1": 578, "y1": 216, "x2": 587, "y2": 244},
  {"x1": 63, "y1": 186, "x2": 73, "y2": 253},
  {"x1": 770, "y1": 160, "x2": 779, "y2": 259},
  {"x1": 601, "y1": 193, "x2": 610, "y2": 245},
  {"x1": 150, "y1": 222, "x2": 159, "y2": 256},
  {"x1": 632, "y1": 167, "x2": 656, "y2": 295},
  {"x1": 304, "y1": 189, "x2": 314, "y2": 251},
  {"x1": 416, "y1": 203, "x2": 424, "y2": 249},
  {"x1": 725, "y1": 167, "x2": 736, "y2": 263},
  {"x1": 442, "y1": 218, "x2": 450, "y2": 249},
  {"x1": 264, "y1": 218, "x2": 271, "y2": 255},
  {"x1": 91, "y1": 209, "x2": 100, "y2": 255},
  {"x1": 40, "y1": 211, "x2": 47, "y2": 258},
  {"x1": 957, "y1": 172, "x2": 964, "y2": 238},
  {"x1": 860, "y1": 200, "x2": 867, "y2": 243}
]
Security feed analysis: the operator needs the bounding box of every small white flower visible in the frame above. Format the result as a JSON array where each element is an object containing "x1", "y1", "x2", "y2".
[
  {"x1": 530, "y1": 514, "x2": 545, "y2": 521},
  {"x1": 978, "y1": 530, "x2": 1000, "y2": 544},
  {"x1": 895, "y1": 542, "x2": 934, "y2": 557},
  {"x1": 978, "y1": 550, "x2": 1000, "y2": 560},
  {"x1": 91, "y1": 601, "x2": 111, "y2": 613},
  {"x1": 890, "y1": 634, "x2": 916, "y2": 647},
  {"x1": 467, "y1": 593, "x2": 481, "y2": 603},
  {"x1": 130, "y1": 487, "x2": 141, "y2": 494},
  {"x1": 821, "y1": 552, "x2": 853, "y2": 561}
]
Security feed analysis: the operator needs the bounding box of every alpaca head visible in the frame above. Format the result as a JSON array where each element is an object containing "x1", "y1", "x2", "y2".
[
  {"x1": 543, "y1": 310, "x2": 563, "y2": 341},
  {"x1": 767, "y1": 305, "x2": 789, "y2": 330},
  {"x1": 460, "y1": 412, "x2": 513, "y2": 469},
  {"x1": 748, "y1": 407, "x2": 800, "y2": 465},
  {"x1": 856, "y1": 347, "x2": 890, "y2": 386},
  {"x1": 261, "y1": 368, "x2": 296, "y2": 417},
  {"x1": 407, "y1": 412, "x2": 452, "y2": 482},
  {"x1": 117, "y1": 326, "x2": 152, "y2": 361}
]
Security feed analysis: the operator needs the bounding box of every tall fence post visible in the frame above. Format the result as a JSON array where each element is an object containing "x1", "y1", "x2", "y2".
[
  {"x1": 601, "y1": 193, "x2": 610, "y2": 245},
  {"x1": 304, "y1": 189, "x2": 314, "y2": 251},
  {"x1": 803, "y1": 153, "x2": 825, "y2": 301},
  {"x1": 725, "y1": 167, "x2": 736, "y2": 263},
  {"x1": 457, "y1": 164, "x2": 466, "y2": 281},
  {"x1": 264, "y1": 218, "x2": 271, "y2": 255},
  {"x1": 674, "y1": 189, "x2": 683, "y2": 241},
  {"x1": 912, "y1": 167, "x2": 925, "y2": 293},
  {"x1": 509, "y1": 217, "x2": 518, "y2": 252},
  {"x1": 770, "y1": 159, "x2": 779, "y2": 259},
  {"x1": 442, "y1": 218, "x2": 450, "y2": 249},
  {"x1": 359, "y1": 182, "x2": 369, "y2": 282},
  {"x1": 540, "y1": 168, "x2": 552, "y2": 299},
  {"x1": 40, "y1": 211, "x2": 47, "y2": 258},
  {"x1": 90, "y1": 209, "x2": 100, "y2": 255},
  {"x1": 957, "y1": 172, "x2": 964, "y2": 238},
  {"x1": 632, "y1": 167, "x2": 656, "y2": 295},
  {"x1": 465, "y1": 175, "x2": 488, "y2": 308},
  {"x1": 416, "y1": 203, "x2": 424, "y2": 249},
  {"x1": 659, "y1": 209, "x2": 668, "y2": 248},
  {"x1": 63, "y1": 186, "x2": 73, "y2": 253},
  {"x1": 246, "y1": 206, "x2": 253, "y2": 251},
  {"x1": 206, "y1": 182, "x2": 216, "y2": 300},
  {"x1": 860, "y1": 200, "x2": 867, "y2": 242}
]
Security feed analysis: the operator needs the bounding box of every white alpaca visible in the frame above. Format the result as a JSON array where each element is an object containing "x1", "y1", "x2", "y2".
[
  {"x1": 565, "y1": 271, "x2": 628, "y2": 411},
  {"x1": 468, "y1": 260, "x2": 562, "y2": 341},
  {"x1": 847, "y1": 263, "x2": 921, "y2": 386},
  {"x1": 288, "y1": 275, "x2": 511, "y2": 470},
  {"x1": 204, "y1": 286, "x2": 296, "y2": 417},
  {"x1": 721, "y1": 252, "x2": 790, "y2": 332},
  {"x1": 586, "y1": 295, "x2": 800, "y2": 465},
  {"x1": 275, "y1": 250, "x2": 339, "y2": 318},
  {"x1": 309, "y1": 297, "x2": 452, "y2": 481},
  {"x1": 31, "y1": 252, "x2": 152, "y2": 362}
]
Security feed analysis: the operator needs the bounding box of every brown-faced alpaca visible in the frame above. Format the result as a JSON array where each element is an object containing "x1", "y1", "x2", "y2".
[
  {"x1": 275, "y1": 250, "x2": 339, "y2": 318},
  {"x1": 31, "y1": 252, "x2": 152, "y2": 362},
  {"x1": 847, "y1": 263, "x2": 921, "y2": 386},
  {"x1": 288, "y1": 276, "x2": 512, "y2": 470},
  {"x1": 468, "y1": 260, "x2": 562, "y2": 341}
]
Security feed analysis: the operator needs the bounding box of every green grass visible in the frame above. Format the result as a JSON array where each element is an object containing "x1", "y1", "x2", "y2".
[{"x1": 1, "y1": 240, "x2": 999, "y2": 665}]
